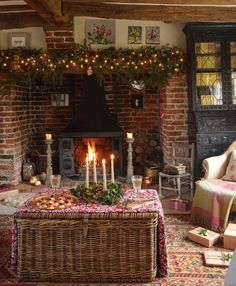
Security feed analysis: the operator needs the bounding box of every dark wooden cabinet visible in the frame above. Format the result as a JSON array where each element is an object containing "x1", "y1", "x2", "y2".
[{"x1": 184, "y1": 23, "x2": 236, "y2": 178}]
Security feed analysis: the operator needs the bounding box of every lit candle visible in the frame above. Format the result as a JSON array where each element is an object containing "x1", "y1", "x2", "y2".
[
  {"x1": 127, "y1": 132, "x2": 133, "y2": 139},
  {"x1": 85, "y1": 156, "x2": 89, "y2": 188},
  {"x1": 45, "y1": 133, "x2": 52, "y2": 140},
  {"x1": 102, "y1": 159, "x2": 107, "y2": 190},
  {"x1": 93, "y1": 153, "x2": 97, "y2": 184},
  {"x1": 111, "y1": 154, "x2": 115, "y2": 183}
]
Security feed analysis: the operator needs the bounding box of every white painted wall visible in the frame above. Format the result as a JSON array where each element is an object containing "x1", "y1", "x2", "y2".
[
  {"x1": 0, "y1": 17, "x2": 186, "y2": 51},
  {"x1": 74, "y1": 17, "x2": 186, "y2": 50},
  {"x1": 0, "y1": 27, "x2": 46, "y2": 50}
]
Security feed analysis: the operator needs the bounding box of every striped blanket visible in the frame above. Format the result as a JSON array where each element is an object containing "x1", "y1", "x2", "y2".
[{"x1": 190, "y1": 179, "x2": 236, "y2": 233}]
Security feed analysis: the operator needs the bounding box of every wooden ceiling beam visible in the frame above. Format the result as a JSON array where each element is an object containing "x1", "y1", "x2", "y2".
[
  {"x1": 0, "y1": 5, "x2": 33, "y2": 13},
  {"x1": 25, "y1": 0, "x2": 70, "y2": 25},
  {"x1": 62, "y1": 0, "x2": 236, "y2": 5},
  {"x1": 0, "y1": 12, "x2": 45, "y2": 29},
  {"x1": 63, "y1": 2, "x2": 236, "y2": 22}
]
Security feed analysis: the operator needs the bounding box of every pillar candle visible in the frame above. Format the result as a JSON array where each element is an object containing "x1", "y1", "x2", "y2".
[
  {"x1": 45, "y1": 133, "x2": 52, "y2": 140},
  {"x1": 127, "y1": 132, "x2": 133, "y2": 139},
  {"x1": 93, "y1": 153, "x2": 97, "y2": 184},
  {"x1": 85, "y1": 156, "x2": 89, "y2": 188},
  {"x1": 111, "y1": 154, "x2": 115, "y2": 183},
  {"x1": 102, "y1": 159, "x2": 107, "y2": 190}
]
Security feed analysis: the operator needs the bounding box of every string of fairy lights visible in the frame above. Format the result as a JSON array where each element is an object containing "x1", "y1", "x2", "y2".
[{"x1": 0, "y1": 44, "x2": 185, "y2": 90}]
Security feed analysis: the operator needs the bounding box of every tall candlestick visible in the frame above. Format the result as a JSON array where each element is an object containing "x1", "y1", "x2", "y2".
[
  {"x1": 102, "y1": 159, "x2": 107, "y2": 190},
  {"x1": 111, "y1": 154, "x2": 115, "y2": 183},
  {"x1": 86, "y1": 156, "x2": 89, "y2": 188},
  {"x1": 126, "y1": 135, "x2": 135, "y2": 183},
  {"x1": 44, "y1": 138, "x2": 53, "y2": 180},
  {"x1": 93, "y1": 153, "x2": 97, "y2": 184}
]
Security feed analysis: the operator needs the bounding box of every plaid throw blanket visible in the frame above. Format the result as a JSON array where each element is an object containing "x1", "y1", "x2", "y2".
[{"x1": 191, "y1": 179, "x2": 236, "y2": 233}]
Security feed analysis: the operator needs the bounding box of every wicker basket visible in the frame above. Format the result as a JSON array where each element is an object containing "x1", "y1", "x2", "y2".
[{"x1": 16, "y1": 211, "x2": 158, "y2": 283}]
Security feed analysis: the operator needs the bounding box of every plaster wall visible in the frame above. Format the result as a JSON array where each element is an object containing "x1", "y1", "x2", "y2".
[
  {"x1": 0, "y1": 27, "x2": 47, "y2": 50},
  {"x1": 74, "y1": 17, "x2": 186, "y2": 50}
]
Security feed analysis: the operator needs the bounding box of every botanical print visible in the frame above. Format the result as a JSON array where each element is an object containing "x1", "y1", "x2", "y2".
[
  {"x1": 146, "y1": 26, "x2": 160, "y2": 45},
  {"x1": 128, "y1": 26, "x2": 142, "y2": 44},
  {"x1": 85, "y1": 19, "x2": 115, "y2": 45}
]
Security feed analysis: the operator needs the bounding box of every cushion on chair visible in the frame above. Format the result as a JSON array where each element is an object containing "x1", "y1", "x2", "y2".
[{"x1": 223, "y1": 150, "x2": 236, "y2": 182}]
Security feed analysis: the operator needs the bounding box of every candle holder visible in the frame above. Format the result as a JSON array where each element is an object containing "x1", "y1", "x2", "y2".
[
  {"x1": 126, "y1": 137, "x2": 134, "y2": 183},
  {"x1": 45, "y1": 139, "x2": 53, "y2": 181}
]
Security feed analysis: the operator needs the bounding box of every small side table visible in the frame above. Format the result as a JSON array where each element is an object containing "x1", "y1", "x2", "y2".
[{"x1": 224, "y1": 249, "x2": 236, "y2": 286}]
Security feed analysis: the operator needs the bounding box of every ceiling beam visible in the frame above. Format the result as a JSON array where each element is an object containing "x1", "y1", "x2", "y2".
[
  {"x1": 0, "y1": 5, "x2": 33, "y2": 13},
  {"x1": 62, "y1": 0, "x2": 236, "y2": 5},
  {"x1": 0, "y1": 12, "x2": 45, "y2": 29},
  {"x1": 25, "y1": 0, "x2": 70, "y2": 25},
  {"x1": 63, "y1": 2, "x2": 236, "y2": 22}
]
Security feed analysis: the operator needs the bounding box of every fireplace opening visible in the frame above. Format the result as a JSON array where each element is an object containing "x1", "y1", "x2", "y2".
[{"x1": 59, "y1": 135, "x2": 123, "y2": 180}]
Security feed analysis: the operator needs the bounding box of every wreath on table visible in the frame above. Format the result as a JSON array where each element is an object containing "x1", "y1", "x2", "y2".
[{"x1": 70, "y1": 182, "x2": 124, "y2": 205}]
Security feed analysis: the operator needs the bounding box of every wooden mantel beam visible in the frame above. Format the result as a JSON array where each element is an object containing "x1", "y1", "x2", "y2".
[{"x1": 63, "y1": 2, "x2": 236, "y2": 22}]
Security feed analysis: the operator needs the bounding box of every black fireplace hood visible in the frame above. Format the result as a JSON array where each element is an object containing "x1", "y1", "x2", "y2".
[{"x1": 60, "y1": 74, "x2": 123, "y2": 138}]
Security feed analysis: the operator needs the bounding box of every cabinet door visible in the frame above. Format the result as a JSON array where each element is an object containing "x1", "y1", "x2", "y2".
[
  {"x1": 230, "y1": 41, "x2": 236, "y2": 107},
  {"x1": 194, "y1": 41, "x2": 224, "y2": 109}
]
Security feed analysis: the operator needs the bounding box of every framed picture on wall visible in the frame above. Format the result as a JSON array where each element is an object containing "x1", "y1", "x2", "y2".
[
  {"x1": 8, "y1": 32, "x2": 29, "y2": 48},
  {"x1": 146, "y1": 26, "x2": 160, "y2": 45},
  {"x1": 85, "y1": 19, "x2": 115, "y2": 45},
  {"x1": 128, "y1": 26, "x2": 142, "y2": 44}
]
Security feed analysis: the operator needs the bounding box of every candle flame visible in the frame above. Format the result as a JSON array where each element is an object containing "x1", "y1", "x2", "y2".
[
  {"x1": 102, "y1": 159, "x2": 106, "y2": 165},
  {"x1": 111, "y1": 154, "x2": 114, "y2": 160},
  {"x1": 87, "y1": 141, "x2": 96, "y2": 161}
]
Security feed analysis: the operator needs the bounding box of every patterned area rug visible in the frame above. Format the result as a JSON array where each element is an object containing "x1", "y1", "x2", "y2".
[{"x1": 0, "y1": 214, "x2": 229, "y2": 286}]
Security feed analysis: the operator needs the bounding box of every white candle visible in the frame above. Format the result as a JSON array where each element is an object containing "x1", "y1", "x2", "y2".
[
  {"x1": 93, "y1": 153, "x2": 97, "y2": 184},
  {"x1": 85, "y1": 156, "x2": 89, "y2": 188},
  {"x1": 127, "y1": 132, "x2": 133, "y2": 139},
  {"x1": 111, "y1": 154, "x2": 115, "y2": 183},
  {"x1": 102, "y1": 159, "x2": 107, "y2": 190},
  {"x1": 45, "y1": 133, "x2": 52, "y2": 140}
]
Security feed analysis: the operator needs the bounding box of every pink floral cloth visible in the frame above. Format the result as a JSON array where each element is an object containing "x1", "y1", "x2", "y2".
[{"x1": 11, "y1": 188, "x2": 168, "y2": 277}]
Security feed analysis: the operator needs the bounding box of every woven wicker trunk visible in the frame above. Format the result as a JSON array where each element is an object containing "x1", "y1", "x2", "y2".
[{"x1": 16, "y1": 211, "x2": 158, "y2": 283}]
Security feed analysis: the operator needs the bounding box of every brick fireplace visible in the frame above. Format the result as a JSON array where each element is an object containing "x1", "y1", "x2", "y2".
[
  {"x1": 0, "y1": 74, "x2": 191, "y2": 185},
  {"x1": 0, "y1": 26, "x2": 191, "y2": 185}
]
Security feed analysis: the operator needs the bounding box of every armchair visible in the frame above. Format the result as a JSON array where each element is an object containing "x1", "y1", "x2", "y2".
[
  {"x1": 203, "y1": 140, "x2": 236, "y2": 180},
  {"x1": 191, "y1": 140, "x2": 236, "y2": 232}
]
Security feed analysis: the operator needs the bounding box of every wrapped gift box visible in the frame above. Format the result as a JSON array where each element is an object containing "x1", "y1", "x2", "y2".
[
  {"x1": 204, "y1": 250, "x2": 233, "y2": 267},
  {"x1": 224, "y1": 223, "x2": 236, "y2": 250},
  {"x1": 188, "y1": 227, "x2": 220, "y2": 247},
  {"x1": 168, "y1": 198, "x2": 190, "y2": 211}
]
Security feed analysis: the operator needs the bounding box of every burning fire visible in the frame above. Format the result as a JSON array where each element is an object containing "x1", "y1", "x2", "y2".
[{"x1": 87, "y1": 140, "x2": 96, "y2": 161}]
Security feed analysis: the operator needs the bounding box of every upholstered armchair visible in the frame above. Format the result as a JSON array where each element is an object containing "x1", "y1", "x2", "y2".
[
  {"x1": 191, "y1": 140, "x2": 236, "y2": 232},
  {"x1": 203, "y1": 140, "x2": 236, "y2": 180}
]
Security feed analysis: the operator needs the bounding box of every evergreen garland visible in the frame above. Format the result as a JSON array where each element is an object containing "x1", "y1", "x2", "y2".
[{"x1": 0, "y1": 44, "x2": 185, "y2": 92}]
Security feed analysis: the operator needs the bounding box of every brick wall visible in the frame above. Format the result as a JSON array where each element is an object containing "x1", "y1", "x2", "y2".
[
  {"x1": 0, "y1": 85, "x2": 31, "y2": 184},
  {"x1": 160, "y1": 75, "x2": 191, "y2": 163},
  {"x1": 44, "y1": 25, "x2": 75, "y2": 49}
]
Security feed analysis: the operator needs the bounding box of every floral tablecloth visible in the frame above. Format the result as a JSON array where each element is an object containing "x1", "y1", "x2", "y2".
[{"x1": 12, "y1": 188, "x2": 168, "y2": 277}]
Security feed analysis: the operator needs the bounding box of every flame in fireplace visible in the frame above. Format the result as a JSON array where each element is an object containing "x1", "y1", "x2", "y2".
[{"x1": 87, "y1": 141, "x2": 96, "y2": 161}]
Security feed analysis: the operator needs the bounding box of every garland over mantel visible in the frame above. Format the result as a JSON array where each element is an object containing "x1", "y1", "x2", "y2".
[{"x1": 0, "y1": 44, "x2": 185, "y2": 91}]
